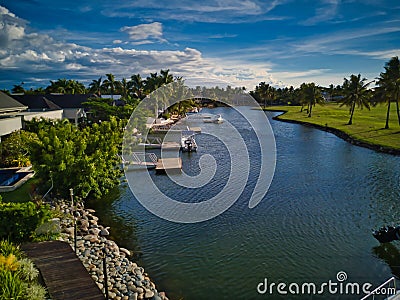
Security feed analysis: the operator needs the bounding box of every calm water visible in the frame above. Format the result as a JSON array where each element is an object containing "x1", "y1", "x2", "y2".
[{"x1": 91, "y1": 107, "x2": 400, "y2": 299}]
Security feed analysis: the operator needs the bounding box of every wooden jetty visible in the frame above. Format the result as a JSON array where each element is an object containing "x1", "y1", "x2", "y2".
[
  {"x1": 161, "y1": 142, "x2": 181, "y2": 150},
  {"x1": 156, "y1": 158, "x2": 182, "y2": 173},
  {"x1": 22, "y1": 241, "x2": 104, "y2": 300}
]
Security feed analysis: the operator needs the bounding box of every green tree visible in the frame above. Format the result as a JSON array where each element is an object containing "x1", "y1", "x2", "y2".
[
  {"x1": 375, "y1": 56, "x2": 400, "y2": 127},
  {"x1": 88, "y1": 77, "x2": 102, "y2": 97},
  {"x1": 45, "y1": 79, "x2": 86, "y2": 94},
  {"x1": 102, "y1": 73, "x2": 118, "y2": 100},
  {"x1": 300, "y1": 83, "x2": 325, "y2": 117},
  {"x1": 28, "y1": 118, "x2": 123, "y2": 199},
  {"x1": 339, "y1": 74, "x2": 372, "y2": 125},
  {"x1": 0, "y1": 131, "x2": 38, "y2": 167},
  {"x1": 11, "y1": 84, "x2": 25, "y2": 94},
  {"x1": 130, "y1": 74, "x2": 145, "y2": 100}
]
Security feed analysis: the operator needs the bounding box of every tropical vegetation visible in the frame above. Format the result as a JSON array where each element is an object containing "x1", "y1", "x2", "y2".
[{"x1": 0, "y1": 240, "x2": 46, "y2": 300}]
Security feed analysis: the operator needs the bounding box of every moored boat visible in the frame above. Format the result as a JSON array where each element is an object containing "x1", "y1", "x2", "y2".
[
  {"x1": 181, "y1": 130, "x2": 197, "y2": 152},
  {"x1": 373, "y1": 225, "x2": 400, "y2": 243}
]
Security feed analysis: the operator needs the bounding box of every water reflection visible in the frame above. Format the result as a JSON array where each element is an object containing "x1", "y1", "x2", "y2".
[{"x1": 373, "y1": 243, "x2": 400, "y2": 279}]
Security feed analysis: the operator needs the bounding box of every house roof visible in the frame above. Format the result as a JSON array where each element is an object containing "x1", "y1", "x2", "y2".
[
  {"x1": 12, "y1": 94, "x2": 91, "y2": 110},
  {"x1": 0, "y1": 91, "x2": 28, "y2": 113}
]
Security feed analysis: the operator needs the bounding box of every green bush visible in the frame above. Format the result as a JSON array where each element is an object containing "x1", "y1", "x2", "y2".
[
  {"x1": 0, "y1": 202, "x2": 53, "y2": 242},
  {"x1": 0, "y1": 240, "x2": 23, "y2": 259},
  {"x1": 0, "y1": 240, "x2": 46, "y2": 300},
  {"x1": 0, "y1": 269, "x2": 25, "y2": 300}
]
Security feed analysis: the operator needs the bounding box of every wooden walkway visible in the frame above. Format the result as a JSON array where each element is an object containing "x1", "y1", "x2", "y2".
[{"x1": 22, "y1": 241, "x2": 104, "y2": 300}]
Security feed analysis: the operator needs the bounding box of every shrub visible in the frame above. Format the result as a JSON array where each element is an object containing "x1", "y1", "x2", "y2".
[
  {"x1": 17, "y1": 258, "x2": 39, "y2": 282},
  {"x1": 0, "y1": 240, "x2": 46, "y2": 300},
  {"x1": 0, "y1": 269, "x2": 25, "y2": 300},
  {"x1": 0, "y1": 202, "x2": 53, "y2": 242},
  {"x1": 0, "y1": 240, "x2": 23, "y2": 259}
]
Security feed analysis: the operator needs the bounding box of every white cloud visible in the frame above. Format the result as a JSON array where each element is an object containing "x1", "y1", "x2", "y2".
[
  {"x1": 120, "y1": 22, "x2": 166, "y2": 44},
  {"x1": 301, "y1": 0, "x2": 340, "y2": 25},
  {"x1": 0, "y1": 6, "x2": 280, "y2": 90},
  {"x1": 101, "y1": 0, "x2": 287, "y2": 24}
]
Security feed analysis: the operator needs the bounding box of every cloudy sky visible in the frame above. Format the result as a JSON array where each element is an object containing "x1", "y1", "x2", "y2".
[{"x1": 1, "y1": 0, "x2": 399, "y2": 90}]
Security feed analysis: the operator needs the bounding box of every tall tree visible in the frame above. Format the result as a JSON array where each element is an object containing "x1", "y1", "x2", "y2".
[
  {"x1": 130, "y1": 74, "x2": 145, "y2": 100},
  {"x1": 375, "y1": 71, "x2": 395, "y2": 129},
  {"x1": 339, "y1": 74, "x2": 372, "y2": 125},
  {"x1": 300, "y1": 83, "x2": 324, "y2": 117},
  {"x1": 118, "y1": 78, "x2": 130, "y2": 100},
  {"x1": 29, "y1": 118, "x2": 123, "y2": 199},
  {"x1": 11, "y1": 84, "x2": 25, "y2": 94},
  {"x1": 102, "y1": 73, "x2": 118, "y2": 99},
  {"x1": 378, "y1": 56, "x2": 400, "y2": 126},
  {"x1": 89, "y1": 77, "x2": 102, "y2": 97}
]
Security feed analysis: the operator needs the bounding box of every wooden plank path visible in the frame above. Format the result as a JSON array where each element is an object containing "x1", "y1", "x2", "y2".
[{"x1": 22, "y1": 241, "x2": 105, "y2": 300}]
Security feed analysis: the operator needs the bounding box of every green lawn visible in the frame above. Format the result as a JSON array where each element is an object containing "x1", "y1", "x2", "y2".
[
  {"x1": 265, "y1": 103, "x2": 400, "y2": 150},
  {"x1": 0, "y1": 177, "x2": 40, "y2": 203}
]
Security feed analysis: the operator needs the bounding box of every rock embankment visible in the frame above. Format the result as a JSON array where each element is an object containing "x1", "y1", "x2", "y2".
[{"x1": 54, "y1": 201, "x2": 168, "y2": 300}]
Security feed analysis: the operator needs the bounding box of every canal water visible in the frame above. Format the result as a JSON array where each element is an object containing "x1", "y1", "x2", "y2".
[{"x1": 91, "y1": 107, "x2": 400, "y2": 299}]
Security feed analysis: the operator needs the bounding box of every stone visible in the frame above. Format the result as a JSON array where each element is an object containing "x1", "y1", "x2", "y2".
[
  {"x1": 100, "y1": 228, "x2": 110, "y2": 236},
  {"x1": 120, "y1": 247, "x2": 131, "y2": 256},
  {"x1": 90, "y1": 227, "x2": 101, "y2": 235},
  {"x1": 144, "y1": 290, "x2": 154, "y2": 298},
  {"x1": 129, "y1": 293, "x2": 138, "y2": 300},
  {"x1": 63, "y1": 227, "x2": 75, "y2": 235}
]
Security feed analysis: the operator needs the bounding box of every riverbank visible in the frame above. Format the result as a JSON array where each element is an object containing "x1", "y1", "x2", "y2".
[
  {"x1": 54, "y1": 200, "x2": 168, "y2": 300},
  {"x1": 264, "y1": 104, "x2": 400, "y2": 155}
]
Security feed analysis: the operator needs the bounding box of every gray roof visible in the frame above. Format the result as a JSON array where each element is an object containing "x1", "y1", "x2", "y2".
[{"x1": 0, "y1": 91, "x2": 28, "y2": 113}]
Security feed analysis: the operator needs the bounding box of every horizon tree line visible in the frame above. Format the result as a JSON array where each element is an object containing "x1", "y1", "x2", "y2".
[{"x1": 251, "y1": 56, "x2": 400, "y2": 128}]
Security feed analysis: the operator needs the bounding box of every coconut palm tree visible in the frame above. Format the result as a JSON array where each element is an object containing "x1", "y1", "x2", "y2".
[
  {"x1": 160, "y1": 69, "x2": 174, "y2": 85},
  {"x1": 375, "y1": 71, "x2": 395, "y2": 129},
  {"x1": 130, "y1": 74, "x2": 145, "y2": 100},
  {"x1": 339, "y1": 74, "x2": 373, "y2": 125},
  {"x1": 11, "y1": 84, "x2": 25, "y2": 94},
  {"x1": 89, "y1": 77, "x2": 102, "y2": 97},
  {"x1": 377, "y1": 56, "x2": 400, "y2": 126},
  {"x1": 102, "y1": 73, "x2": 118, "y2": 99},
  {"x1": 300, "y1": 83, "x2": 324, "y2": 117},
  {"x1": 118, "y1": 78, "x2": 130, "y2": 100}
]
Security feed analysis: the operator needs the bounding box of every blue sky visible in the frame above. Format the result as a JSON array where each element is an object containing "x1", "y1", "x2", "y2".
[{"x1": 0, "y1": 0, "x2": 399, "y2": 90}]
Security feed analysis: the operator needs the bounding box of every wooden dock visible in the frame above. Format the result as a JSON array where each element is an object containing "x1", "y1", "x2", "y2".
[
  {"x1": 156, "y1": 158, "x2": 182, "y2": 173},
  {"x1": 161, "y1": 142, "x2": 181, "y2": 150},
  {"x1": 22, "y1": 241, "x2": 104, "y2": 300}
]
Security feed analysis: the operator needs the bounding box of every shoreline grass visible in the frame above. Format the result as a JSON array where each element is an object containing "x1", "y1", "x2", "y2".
[{"x1": 264, "y1": 103, "x2": 400, "y2": 153}]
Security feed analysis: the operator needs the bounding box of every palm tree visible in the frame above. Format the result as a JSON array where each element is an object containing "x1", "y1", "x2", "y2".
[
  {"x1": 160, "y1": 69, "x2": 174, "y2": 85},
  {"x1": 377, "y1": 56, "x2": 400, "y2": 126},
  {"x1": 144, "y1": 72, "x2": 162, "y2": 94},
  {"x1": 102, "y1": 73, "x2": 118, "y2": 99},
  {"x1": 89, "y1": 77, "x2": 102, "y2": 97},
  {"x1": 300, "y1": 83, "x2": 324, "y2": 117},
  {"x1": 339, "y1": 74, "x2": 373, "y2": 125},
  {"x1": 375, "y1": 71, "x2": 395, "y2": 129},
  {"x1": 11, "y1": 84, "x2": 25, "y2": 94},
  {"x1": 118, "y1": 78, "x2": 130, "y2": 100},
  {"x1": 130, "y1": 74, "x2": 145, "y2": 100}
]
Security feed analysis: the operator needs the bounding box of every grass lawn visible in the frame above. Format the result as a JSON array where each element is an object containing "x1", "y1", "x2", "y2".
[
  {"x1": 0, "y1": 177, "x2": 40, "y2": 203},
  {"x1": 265, "y1": 103, "x2": 400, "y2": 150}
]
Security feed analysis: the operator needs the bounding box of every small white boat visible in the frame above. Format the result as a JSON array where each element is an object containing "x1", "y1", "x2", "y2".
[
  {"x1": 203, "y1": 114, "x2": 224, "y2": 124},
  {"x1": 181, "y1": 130, "x2": 197, "y2": 152}
]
